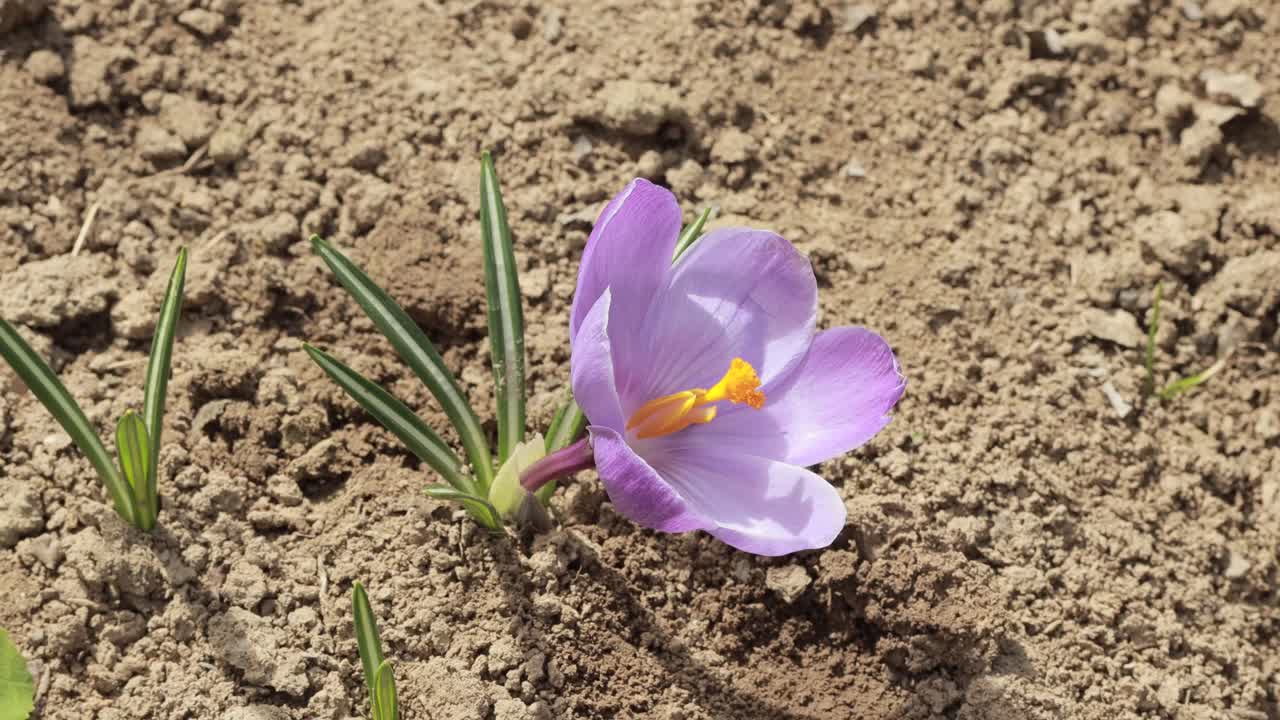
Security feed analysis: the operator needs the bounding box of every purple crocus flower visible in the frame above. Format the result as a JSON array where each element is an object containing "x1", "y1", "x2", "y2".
[{"x1": 525, "y1": 180, "x2": 905, "y2": 556}]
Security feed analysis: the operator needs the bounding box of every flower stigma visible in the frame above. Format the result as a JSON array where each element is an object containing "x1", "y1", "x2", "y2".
[{"x1": 626, "y1": 358, "x2": 765, "y2": 439}]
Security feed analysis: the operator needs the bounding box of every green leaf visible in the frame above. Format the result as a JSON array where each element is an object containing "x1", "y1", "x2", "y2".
[
  {"x1": 373, "y1": 660, "x2": 398, "y2": 720},
  {"x1": 304, "y1": 344, "x2": 473, "y2": 495},
  {"x1": 479, "y1": 152, "x2": 527, "y2": 466},
  {"x1": 0, "y1": 628, "x2": 34, "y2": 720},
  {"x1": 141, "y1": 248, "x2": 187, "y2": 526},
  {"x1": 0, "y1": 319, "x2": 136, "y2": 527},
  {"x1": 115, "y1": 412, "x2": 151, "y2": 530},
  {"x1": 351, "y1": 582, "x2": 385, "y2": 699},
  {"x1": 311, "y1": 236, "x2": 494, "y2": 492},
  {"x1": 424, "y1": 485, "x2": 504, "y2": 532},
  {"x1": 1144, "y1": 281, "x2": 1162, "y2": 396},
  {"x1": 544, "y1": 397, "x2": 586, "y2": 453},
  {"x1": 539, "y1": 397, "x2": 587, "y2": 504},
  {"x1": 1159, "y1": 356, "x2": 1228, "y2": 400},
  {"x1": 672, "y1": 206, "x2": 713, "y2": 262}
]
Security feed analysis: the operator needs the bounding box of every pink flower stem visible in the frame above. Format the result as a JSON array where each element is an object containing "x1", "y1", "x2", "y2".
[{"x1": 520, "y1": 437, "x2": 594, "y2": 493}]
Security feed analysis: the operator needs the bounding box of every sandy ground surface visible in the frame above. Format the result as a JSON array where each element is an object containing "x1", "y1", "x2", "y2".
[{"x1": 1, "y1": 1, "x2": 1278, "y2": 718}]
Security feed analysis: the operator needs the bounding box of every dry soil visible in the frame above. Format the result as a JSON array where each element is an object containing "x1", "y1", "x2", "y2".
[{"x1": 1, "y1": 1, "x2": 1278, "y2": 719}]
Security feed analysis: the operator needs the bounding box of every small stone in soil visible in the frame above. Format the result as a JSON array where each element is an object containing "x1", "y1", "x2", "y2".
[
  {"x1": 765, "y1": 565, "x2": 812, "y2": 603},
  {"x1": 209, "y1": 124, "x2": 249, "y2": 164},
  {"x1": 1222, "y1": 549, "x2": 1250, "y2": 579},
  {"x1": 24, "y1": 49, "x2": 63, "y2": 83},
  {"x1": 845, "y1": 4, "x2": 876, "y2": 33},
  {"x1": 542, "y1": 8, "x2": 563, "y2": 42},
  {"x1": 159, "y1": 94, "x2": 217, "y2": 147},
  {"x1": 1136, "y1": 210, "x2": 1206, "y2": 275},
  {"x1": 137, "y1": 122, "x2": 188, "y2": 164},
  {"x1": 1200, "y1": 69, "x2": 1264, "y2": 109},
  {"x1": 68, "y1": 37, "x2": 132, "y2": 109},
  {"x1": 1080, "y1": 307, "x2": 1145, "y2": 348},
  {"x1": 178, "y1": 8, "x2": 225, "y2": 37}
]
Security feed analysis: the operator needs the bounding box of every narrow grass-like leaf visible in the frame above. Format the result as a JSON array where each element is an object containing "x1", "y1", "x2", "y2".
[
  {"x1": 141, "y1": 248, "x2": 187, "y2": 525},
  {"x1": 545, "y1": 403, "x2": 569, "y2": 448},
  {"x1": 1144, "y1": 282, "x2": 1162, "y2": 396},
  {"x1": 304, "y1": 344, "x2": 473, "y2": 494},
  {"x1": 351, "y1": 582, "x2": 385, "y2": 698},
  {"x1": 479, "y1": 151, "x2": 527, "y2": 465},
  {"x1": 539, "y1": 396, "x2": 587, "y2": 504},
  {"x1": 0, "y1": 319, "x2": 136, "y2": 526},
  {"x1": 311, "y1": 236, "x2": 494, "y2": 491},
  {"x1": 0, "y1": 628, "x2": 34, "y2": 720},
  {"x1": 373, "y1": 660, "x2": 398, "y2": 720},
  {"x1": 1159, "y1": 356, "x2": 1228, "y2": 400},
  {"x1": 424, "y1": 484, "x2": 504, "y2": 531},
  {"x1": 116, "y1": 412, "x2": 152, "y2": 530},
  {"x1": 672, "y1": 206, "x2": 713, "y2": 262},
  {"x1": 545, "y1": 397, "x2": 587, "y2": 453}
]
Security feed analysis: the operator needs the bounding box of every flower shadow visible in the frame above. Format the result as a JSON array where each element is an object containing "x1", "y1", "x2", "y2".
[{"x1": 489, "y1": 532, "x2": 822, "y2": 720}]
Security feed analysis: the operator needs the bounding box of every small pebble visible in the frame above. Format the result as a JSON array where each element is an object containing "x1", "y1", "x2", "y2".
[
  {"x1": 178, "y1": 8, "x2": 225, "y2": 37},
  {"x1": 160, "y1": 94, "x2": 216, "y2": 147},
  {"x1": 1101, "y1": 381, "x2": 1132, "y2": 419},
  {"x1": 136, "y1": 122, "x2": 187, "y2": 164},
  {"x1": 765, "y1": 565, "x2": 812, "y2": 603},
  {"x1": 1081, "y1": 307, "x2": 1145, "y2": 348},
  {"x1": 1200, "y1": 69, "x2": 1263, "y2": 109},
  {"x1": 542, "y1": 9, "x2": 563, "y2": 43},
  {"x1": 209, "y1": 124, "x2": 248, "y2": 164},
  {"x1": 24, "y1": 49, "x2": 64, "y2": 84},
  {"x1": 1223, "y1": 549, "x2": 1250, "y2": 579},
  {"x1": 845, "y1": 4, "x2": 876, "y2": 33},
  {"x1": 572, "y1": 136, "x2": 592, "y2": 163}
]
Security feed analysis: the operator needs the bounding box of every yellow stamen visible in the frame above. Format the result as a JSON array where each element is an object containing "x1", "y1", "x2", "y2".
[
  {"x1": 625, "y1": 358, "x2": 765, "y2": 439},
  {"x1": 701, "y1": 358, "x2": 766, "y2": 409}
]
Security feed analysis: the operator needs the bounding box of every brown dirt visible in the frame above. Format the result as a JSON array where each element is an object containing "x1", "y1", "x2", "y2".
[{"x1": 2, "y1": 1, "x2": 1278, "y2": 718}]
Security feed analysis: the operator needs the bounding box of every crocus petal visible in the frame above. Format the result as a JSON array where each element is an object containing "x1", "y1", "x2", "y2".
[
  {"x1": 612, "y1": 228, "x2": 817, "y2": 416},
  {"x1": 569, "y1": 180, "x2": 682, "y2": 343},
  {"x1": 569, "y1": 291, "x2": 625, "y2": 432},
  {"x1": 643, "y1": 445, "x2": 845, "y2": 556},
  {"x1": 694, "y1": 326, "x2": 905, "y2": 467},
  {"x1": 588, "y1": 426, "x2": 710, "y2": 533}
]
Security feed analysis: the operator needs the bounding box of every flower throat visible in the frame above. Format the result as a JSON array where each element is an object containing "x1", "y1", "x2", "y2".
[{"x1": 625, "y1": 358, "x2": 765, "y2": 439}]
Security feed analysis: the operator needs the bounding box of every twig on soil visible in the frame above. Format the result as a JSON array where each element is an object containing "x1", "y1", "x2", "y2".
[
  {"x1": 151, "y1": 144, "x2": 209, "y2": 178},
  {"x1": 106, "y1": 358, "x2": 149, "y2": 371},
  {"x1": 177, "y1": 143, "x2": 209, "y2": 174},
  {"x1": 70, "y1": 201, "x2": 101, "y2": 257},
  {"x1": 125, "y1": 144, "x2": 211, "y2": 188}
]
